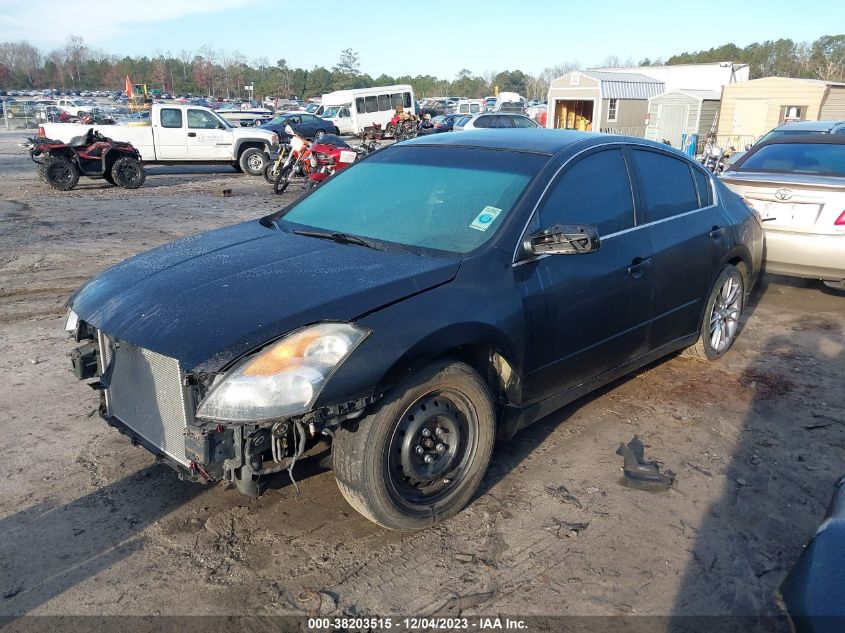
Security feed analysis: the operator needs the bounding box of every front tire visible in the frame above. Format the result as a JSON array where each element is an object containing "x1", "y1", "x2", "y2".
[
  {"x1": 44, "y1": 156, "x2": 79, "y2": 191},
  {"x1": 332, "y1": 361, "x2": 496, "y2": 530},
  {"x1": 110, "y1": 157, "x2": 146, "y2": 189},
  {"x1": 238, "y1": 147, "x2": 267, "y2": 176},
  {"x1": 314, "y1": 129, "x2": 326, "y2": 140},
  {"x1": 263, "y1": 162, "x2": 280, "y2": 183},
  {"x1": 274, "y1": 163, "x2": 293, "y2": 195},
  {"x1": 687, "y1": 264, "x2": 745, "y2": 361}
]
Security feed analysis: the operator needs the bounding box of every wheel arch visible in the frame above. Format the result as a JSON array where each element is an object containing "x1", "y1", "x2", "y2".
[
  {"x1": 371, "y1": 324, "x2": 523, "y2": 416},
  {"x1": 234, "y1": 139, "x2": 270, "y2": 159}
]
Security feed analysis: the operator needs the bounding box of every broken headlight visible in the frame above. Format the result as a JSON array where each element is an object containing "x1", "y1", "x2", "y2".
[{"x1": 195, "y1": 323, "x2": 369, "y2": 423}]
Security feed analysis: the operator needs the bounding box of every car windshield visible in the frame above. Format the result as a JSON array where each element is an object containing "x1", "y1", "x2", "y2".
[
  {"x1": 737, "y1": 143, "x2": 845, "y2": 176},
  {"x1": 277, "y1": 146, "x2": 546, "y2": 254}
]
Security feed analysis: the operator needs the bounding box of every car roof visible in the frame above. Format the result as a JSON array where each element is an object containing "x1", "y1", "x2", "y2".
[
  {"x1": 772, "y1": 120, "x2": 845, "y2": 132},
  {"x1": 402, "y1": 128, "x2": 604, "y2": 154},
  {"x1": 754, "y1": 133, "x2": 845, "y2": 146}
]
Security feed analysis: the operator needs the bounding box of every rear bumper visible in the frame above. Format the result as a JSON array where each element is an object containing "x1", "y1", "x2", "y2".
[{"x1": 764, "y1": 230, "x2": 845, "y2": 282}]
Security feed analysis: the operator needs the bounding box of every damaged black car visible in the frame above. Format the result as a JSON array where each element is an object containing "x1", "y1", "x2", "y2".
[{"x1": 66, "y1": 130, "x2": 763, "y2": 530}]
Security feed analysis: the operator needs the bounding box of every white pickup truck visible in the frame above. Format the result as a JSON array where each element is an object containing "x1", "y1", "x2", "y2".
[{"x1": 40, "y1": 104, "x2": 279, "y2": 176}]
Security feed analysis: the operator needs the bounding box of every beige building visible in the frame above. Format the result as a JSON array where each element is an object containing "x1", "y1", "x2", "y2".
[{"x1": 717, "y1": 77, "x2": 845, "y2": 143}]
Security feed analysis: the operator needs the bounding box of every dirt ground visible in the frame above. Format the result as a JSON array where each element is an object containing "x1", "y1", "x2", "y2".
[{"x1": 1, "y1": 126, "x2": 843, "y2": 627}]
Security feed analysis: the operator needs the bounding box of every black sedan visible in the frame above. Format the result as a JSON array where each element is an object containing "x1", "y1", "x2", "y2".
[
  {"x1": 430, "y1": 113, "x2": 464, "y2": 133},
  {"x1": 260, "y1": 112, "x2": 339, "y2": 141},
  {"x1": 64, "y1": 130, "x2": 762, "y2": 530}
]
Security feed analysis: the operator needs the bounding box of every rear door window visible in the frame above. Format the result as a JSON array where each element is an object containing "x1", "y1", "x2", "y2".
[
  {"x1": 631, "y1": 150, "x2": 699, "y2": 222},
  {"x1": 538, "y1": 149, "x2": 636, "y2": 236},
  {"x1": 160, "y1": 108, "x2": 183, "y2": 128},
  {"x1": 692, "y1": 168, "x2": 713, "y2": 207}
]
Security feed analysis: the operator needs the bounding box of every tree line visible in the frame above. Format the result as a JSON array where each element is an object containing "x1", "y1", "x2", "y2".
[{"x1": 0, "y1": 35, "x2": 842, "y2": 101}]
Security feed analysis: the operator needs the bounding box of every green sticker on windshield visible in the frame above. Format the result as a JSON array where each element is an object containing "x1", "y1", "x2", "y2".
[{"x1": 470, "y1": 206, "x2": 502, "y2": 231}]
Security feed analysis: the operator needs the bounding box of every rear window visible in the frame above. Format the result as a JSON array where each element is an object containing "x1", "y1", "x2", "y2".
[
  {"x1": 737, "y1": 143, "x2": 845, "y2": 176},
  {"x1": 631, "y1": 149, "x2": 699, "y2": 222}
]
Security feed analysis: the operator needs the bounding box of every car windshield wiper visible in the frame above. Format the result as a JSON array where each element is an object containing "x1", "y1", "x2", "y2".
[{"x1": 293, "y1": 229, "x2": 384, "y2": 251}]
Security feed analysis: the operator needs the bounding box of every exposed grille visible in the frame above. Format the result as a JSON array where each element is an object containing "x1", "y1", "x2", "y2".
[{"x1": 98, "y1": 331, "x2": 194, "y2": 466}]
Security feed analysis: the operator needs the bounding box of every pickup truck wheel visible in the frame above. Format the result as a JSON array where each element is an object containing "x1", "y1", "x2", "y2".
[
  {"x1": 239, "y1": 147, "x2": 267, "y2": 176},
  {"x1": 44, "y1": 156, "x2": 79, "y2": 191},
  {"x1": 111, "y1": 157, "x2": 146, "y2": 189},
  {"x1": 332, "y1": 360, "x2": 496, "y2": 530}
]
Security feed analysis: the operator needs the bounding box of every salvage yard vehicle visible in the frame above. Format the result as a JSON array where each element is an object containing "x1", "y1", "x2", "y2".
[
  {"x1": 65, "y1": 130, "x2": 762, "y2": 530},
  {"x1": 38, "y1": 103, "x2": 279, "y2": 176},
  {"x1": 721, "y1": 135, "x2": 845, "y2": 291},
  {"x1": 26, "y1": 129, "x2": 145, "y2": 191}
]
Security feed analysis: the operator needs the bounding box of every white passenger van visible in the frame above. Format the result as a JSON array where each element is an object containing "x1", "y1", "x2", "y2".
[{"x1": 316, "y1": 85, "x2": 416, "y2": 135}]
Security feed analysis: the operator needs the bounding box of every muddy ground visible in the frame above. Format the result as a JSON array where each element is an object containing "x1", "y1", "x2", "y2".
[{"x1": 0, "y1": 127, "x2": 843, "y2": 627}]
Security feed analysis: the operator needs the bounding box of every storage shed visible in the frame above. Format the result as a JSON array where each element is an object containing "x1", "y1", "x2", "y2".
[
  {"x1": 546, "y1": 71, "x2": 664, "y2": 136},
  {"x1": 644, "y1": 89, "x2": 721, "y2": 149},
  {"x1": 717, "y1": 77, "x2": 845, "y2": 145}
]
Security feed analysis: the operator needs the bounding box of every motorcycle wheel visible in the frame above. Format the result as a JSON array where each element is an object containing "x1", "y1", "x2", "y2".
[
  {"x1": 274, "y1": 164, "x2": 293, "y2": 195},
  {"x1": 263, "y1": 162, "x2": 280, "y2": 183},
  {"x1": 44, "y1": 156, "x2": 79, "y2": 191},
  {"x1": 111, "y1": 157, "x2": 146, "y2": 189}
]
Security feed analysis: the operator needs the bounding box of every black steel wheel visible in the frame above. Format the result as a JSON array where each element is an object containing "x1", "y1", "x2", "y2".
[
  {"x1": 110, "y1": 156, "x2": 146, "y2": 189},
  {"x1": 332, "y1": 360, "x2": 495, "y2": 530},
  {"x1": 44, "y1": 156, "x2": 79, "y2": 191}
]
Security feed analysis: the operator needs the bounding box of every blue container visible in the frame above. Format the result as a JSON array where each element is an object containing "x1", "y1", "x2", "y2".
[{"x1": 681, "y1": 133, "x2": 698, "y2": 157}]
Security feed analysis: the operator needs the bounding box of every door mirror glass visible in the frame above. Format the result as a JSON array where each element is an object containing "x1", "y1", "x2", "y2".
[{"x1": 527, "y1": 224, "x2": 600, "y2": 255}]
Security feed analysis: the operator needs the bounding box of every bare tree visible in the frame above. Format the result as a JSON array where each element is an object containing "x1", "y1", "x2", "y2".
[
  {"x1": 64, "y1": 35, "x2": 86, "y2": 83},
  {"x1": 178, "y1": 49, "x2": 193, "y2": 81}
]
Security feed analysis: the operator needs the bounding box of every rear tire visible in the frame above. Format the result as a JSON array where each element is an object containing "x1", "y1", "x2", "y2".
[
  {"x1": 239, "y1": 147, "x2": 267, "y2": 176},
  {"x1": 44, "y1": 156, "x2": 79, "y2": 191},
  {"x1": 686, "y1": 264, "x2": 745, "y2": 361},
  {"x1": 110, "y1": 157, "x2": 145, "y2": 189},
  {"x1": 332, "y1": 360, "x2": 496, "y2": 530}
]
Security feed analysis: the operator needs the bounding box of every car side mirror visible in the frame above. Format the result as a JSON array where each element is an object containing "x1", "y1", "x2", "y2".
[{"x1": 527, "y1": 224, "x2": 600, "y2": 256}]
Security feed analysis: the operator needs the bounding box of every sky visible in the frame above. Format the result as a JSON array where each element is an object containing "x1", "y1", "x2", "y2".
[{"x1": 0, "y1": 0, "x2": 841, "y2": 78}]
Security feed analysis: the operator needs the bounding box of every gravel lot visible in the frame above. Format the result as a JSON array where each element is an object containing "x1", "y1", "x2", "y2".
[{"x1": 1, "y1": 126, "x2": 843, "y2": 626}]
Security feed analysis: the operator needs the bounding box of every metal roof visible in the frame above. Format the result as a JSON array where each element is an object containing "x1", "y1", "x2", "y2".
[
  {"x1": 653, "y1": 89, "x2": 722, "y2": 101},
  {"x1": 580, "y1": 71, "x2": 665, "y2": 100}
]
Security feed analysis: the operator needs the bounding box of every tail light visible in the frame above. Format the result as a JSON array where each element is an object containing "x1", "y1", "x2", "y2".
[
  {"x1": 38, "y1": 126, "x2": 45, "y2": 138},
  {"x1": 835, "y1": 210, "x2": 845, "y2": 226}
]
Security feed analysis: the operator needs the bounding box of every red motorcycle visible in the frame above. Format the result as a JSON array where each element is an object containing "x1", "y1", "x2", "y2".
[
  {"x1": 306, "y1": 134, "x2": 360, "y2": 190},
  {"x1": 27, "y1": 127, "x2": 145, "y2": 191}
]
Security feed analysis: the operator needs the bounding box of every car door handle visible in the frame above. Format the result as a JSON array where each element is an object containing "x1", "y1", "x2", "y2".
[
  {"x1": 627, "y1": 257, "x2": 653, "y2": 275},
  {"x1": 709, "y1": 226, "x2": 725, "y2": 239},
  {"x1": 187, "y1": 132, "x2": 196, "y2": 137}
]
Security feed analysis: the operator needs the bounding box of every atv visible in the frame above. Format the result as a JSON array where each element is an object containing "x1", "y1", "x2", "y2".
[{"x1": 27, "y1": 128, "x2": 146, "y2": 191}]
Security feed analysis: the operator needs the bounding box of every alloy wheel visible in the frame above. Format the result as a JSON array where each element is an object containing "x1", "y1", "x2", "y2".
[{"x1": 709, "y1": 274, "x2": 742, "y2": 353}]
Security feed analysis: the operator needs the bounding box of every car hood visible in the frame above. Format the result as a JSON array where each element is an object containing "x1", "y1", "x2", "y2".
[{"x1": 68, "y1": 221, "x2": 460, "y2": 372}]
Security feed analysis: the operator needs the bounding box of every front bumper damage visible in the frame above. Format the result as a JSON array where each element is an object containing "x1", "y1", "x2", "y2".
[{"x1": 70, "y1": 325, "x2": 377, "y2": 497}]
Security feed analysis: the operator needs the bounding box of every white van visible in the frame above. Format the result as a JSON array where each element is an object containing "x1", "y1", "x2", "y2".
[{"x1": 316, "y1": 85, "x2": 416, "y2": 135}]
